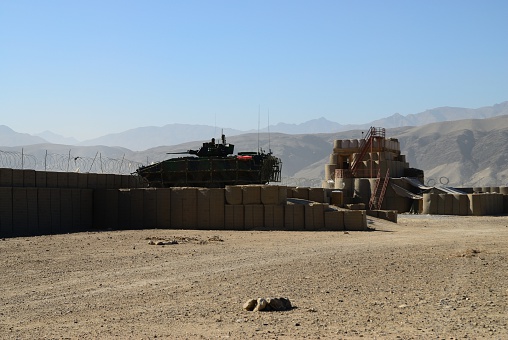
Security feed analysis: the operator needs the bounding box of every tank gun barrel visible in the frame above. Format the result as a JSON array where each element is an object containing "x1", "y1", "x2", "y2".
[{"x1": 166, "y1": 150, "x2": 198, "y2": 155}]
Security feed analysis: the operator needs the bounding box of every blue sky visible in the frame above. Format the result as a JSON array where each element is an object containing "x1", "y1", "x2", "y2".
[{"x1": 1, "y1": 0, "x2": 507, "y2": 140}]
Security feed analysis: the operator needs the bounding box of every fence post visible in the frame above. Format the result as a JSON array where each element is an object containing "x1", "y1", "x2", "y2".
[
  {"x1": 120, "y1": 154, "x2": 125, "y2": 174},
  {"x1": 67, "y1": 149, "x2": 71, "y2": 172},
  {"x1": 89, "y1": 152, "x2": 98, "y2": 173}
]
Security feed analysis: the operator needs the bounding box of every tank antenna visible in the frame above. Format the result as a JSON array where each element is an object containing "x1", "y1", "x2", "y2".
[
  {"x1": 258, "y1": 104, "x2": 261, "y2": 153},
  {"x1": 268, "y1": 108, "x2": 271, "y2": 153}
]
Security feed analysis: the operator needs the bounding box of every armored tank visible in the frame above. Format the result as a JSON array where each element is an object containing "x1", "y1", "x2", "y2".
[{"x1": 135, "y1": 134, "x2": 282, "y2": 188}]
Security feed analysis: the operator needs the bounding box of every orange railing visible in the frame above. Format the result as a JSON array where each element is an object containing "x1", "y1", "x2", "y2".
[{"x1": 350, "y1": 127, "x2": 385, "y2": 177}]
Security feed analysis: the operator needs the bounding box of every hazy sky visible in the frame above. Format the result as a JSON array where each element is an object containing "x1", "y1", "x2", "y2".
[{"x1": 1, "y1": 1, "x2": 507, "y2": 140}]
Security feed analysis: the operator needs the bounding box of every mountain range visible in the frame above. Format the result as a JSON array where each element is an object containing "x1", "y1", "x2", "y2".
[
  {"x1": 1, "y1": 102, "x2": 508, "y2": 188},
  {"x1": 2, "y1": 101, "x2": 507, "y2": 150}
]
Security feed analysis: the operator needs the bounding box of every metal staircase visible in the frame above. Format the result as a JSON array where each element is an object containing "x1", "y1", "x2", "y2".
[
  {"x1": 350, "y1": 127, "x2": 385, "y2": 177},
  {"x1": 369, "y1": 168, "x2": 390, "y2": 210}
]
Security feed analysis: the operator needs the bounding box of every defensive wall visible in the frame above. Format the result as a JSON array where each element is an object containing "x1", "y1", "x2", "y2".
[
  {"x1": 2, "y1": 167, "x2": 505, "y2": 238},
  {"x1": 0, "y1": 168, "x2": 370, "y2": 238},
  {"x1": 322, "y1": 135, "x2": 508, "y2": 215},
  {"x1": 422, "y1": 190, "x2": 508, "y2": 216}
]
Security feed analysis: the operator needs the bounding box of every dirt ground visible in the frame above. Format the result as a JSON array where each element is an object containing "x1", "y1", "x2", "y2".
[{"x1": 1, "y1": 214, "x2": 507, "y2": 339}]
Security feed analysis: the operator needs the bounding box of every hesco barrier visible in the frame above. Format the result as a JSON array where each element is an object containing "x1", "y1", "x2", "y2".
[
  {"x1": 0, "y1": 168, "x2": 144, "y2": 189},
  {"x1": 422, "y1": 192, "x2": 507, "y2": 216},
  {"x1": 0, "y1": 171, "x2": 372, "y2": 237},
  {"x1": 1, "y1": 168, "x2": 506, "y2": 237},
  {"x1": 0, "y1": 187, "x2": 93, "y2": 238}
]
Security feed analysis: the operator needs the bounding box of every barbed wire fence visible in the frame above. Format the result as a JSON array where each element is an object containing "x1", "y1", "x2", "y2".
[
  {"x1": 281, "y1": 176, "x2": 323, "y2": 188},
  {"x1": 0, "y1": 149, "x2": 144, "y2": 175}
]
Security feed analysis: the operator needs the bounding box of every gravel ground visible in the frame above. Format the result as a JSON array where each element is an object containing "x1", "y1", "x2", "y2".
[{"x1": 1, "y1": 214, "x2": 507, "y2": 339}]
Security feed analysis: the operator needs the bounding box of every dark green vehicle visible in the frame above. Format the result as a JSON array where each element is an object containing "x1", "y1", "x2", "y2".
[{"x1": 135, "y1": 134, "x2": 282, "y2": 188}]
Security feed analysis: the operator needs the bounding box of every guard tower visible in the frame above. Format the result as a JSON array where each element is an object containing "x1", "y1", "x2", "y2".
[{"x1": 323, "y1": 127, "x2": 424, "y2": 211}]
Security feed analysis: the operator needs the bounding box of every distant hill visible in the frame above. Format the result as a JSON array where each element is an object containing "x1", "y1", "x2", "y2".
[
  {"x1": 1, "y1": 115, "x2": 507, "y2": 187},
  {"x1": 369, "y1": 101, "x2": 508, "y2": 128},
  {"x1": 284, "y1": 114, "x2": 508, "y2": 187},
  {"x1": 35, "y1": 131, "x2": 79, "y2": 145},
  {"x1": 76, "y1": 101, "x2": 508, "y2": 149},
  {"x1": 0, "y1": 125, "x2": 47, "y2": 146},
  {"x1": 78, "y1": 124, "x2": 244, "y2": 151},
  {"x1": 392, "y1": 114, "x2": 508, "y2": 187},
  {"x1": 2, "y1": 103, "x2": 508, "y2": 187},
  {"x1": 262, "y1": 117, "x2": 345, "y2": 134},
  {"x1": 3, "y1": 101, "x2": 506, "y2": 149}
]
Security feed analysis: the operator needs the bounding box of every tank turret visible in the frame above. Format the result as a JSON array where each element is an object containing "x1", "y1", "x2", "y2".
[
  {"x1": 135, "y1": 134, "x2": 282, "y2": 188},
  {"x1": 169, "y1": 134, "x2": 234, "y2": 158}
]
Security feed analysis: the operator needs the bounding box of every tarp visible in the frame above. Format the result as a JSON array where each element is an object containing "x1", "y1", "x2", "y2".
[
  {"x1": 438, "y1": 186, "x2": 468, "y2": 194},
  {"x1": 391, "y1": 183, "x2": 423, "y2": 200},
  {"x1": 401, "y1": 177, "x2": 433, "y2": 190}
]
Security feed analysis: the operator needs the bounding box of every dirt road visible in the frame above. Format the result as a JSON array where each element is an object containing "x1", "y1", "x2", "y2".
[{"x1": 1, "y1": 215, "x2": 507, "y2": 339}]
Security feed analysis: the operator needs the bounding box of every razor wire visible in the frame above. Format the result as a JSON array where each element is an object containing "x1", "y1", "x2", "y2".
[
  {"x1": 0, "y1": 150, "x2": 38, "y2": 170},
  {"x1": 0, "y1": 149, "x2": 144, "y2": 174},
  {"x1": 281, "y1": 177, "x2": 323, "y2": 188}
]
